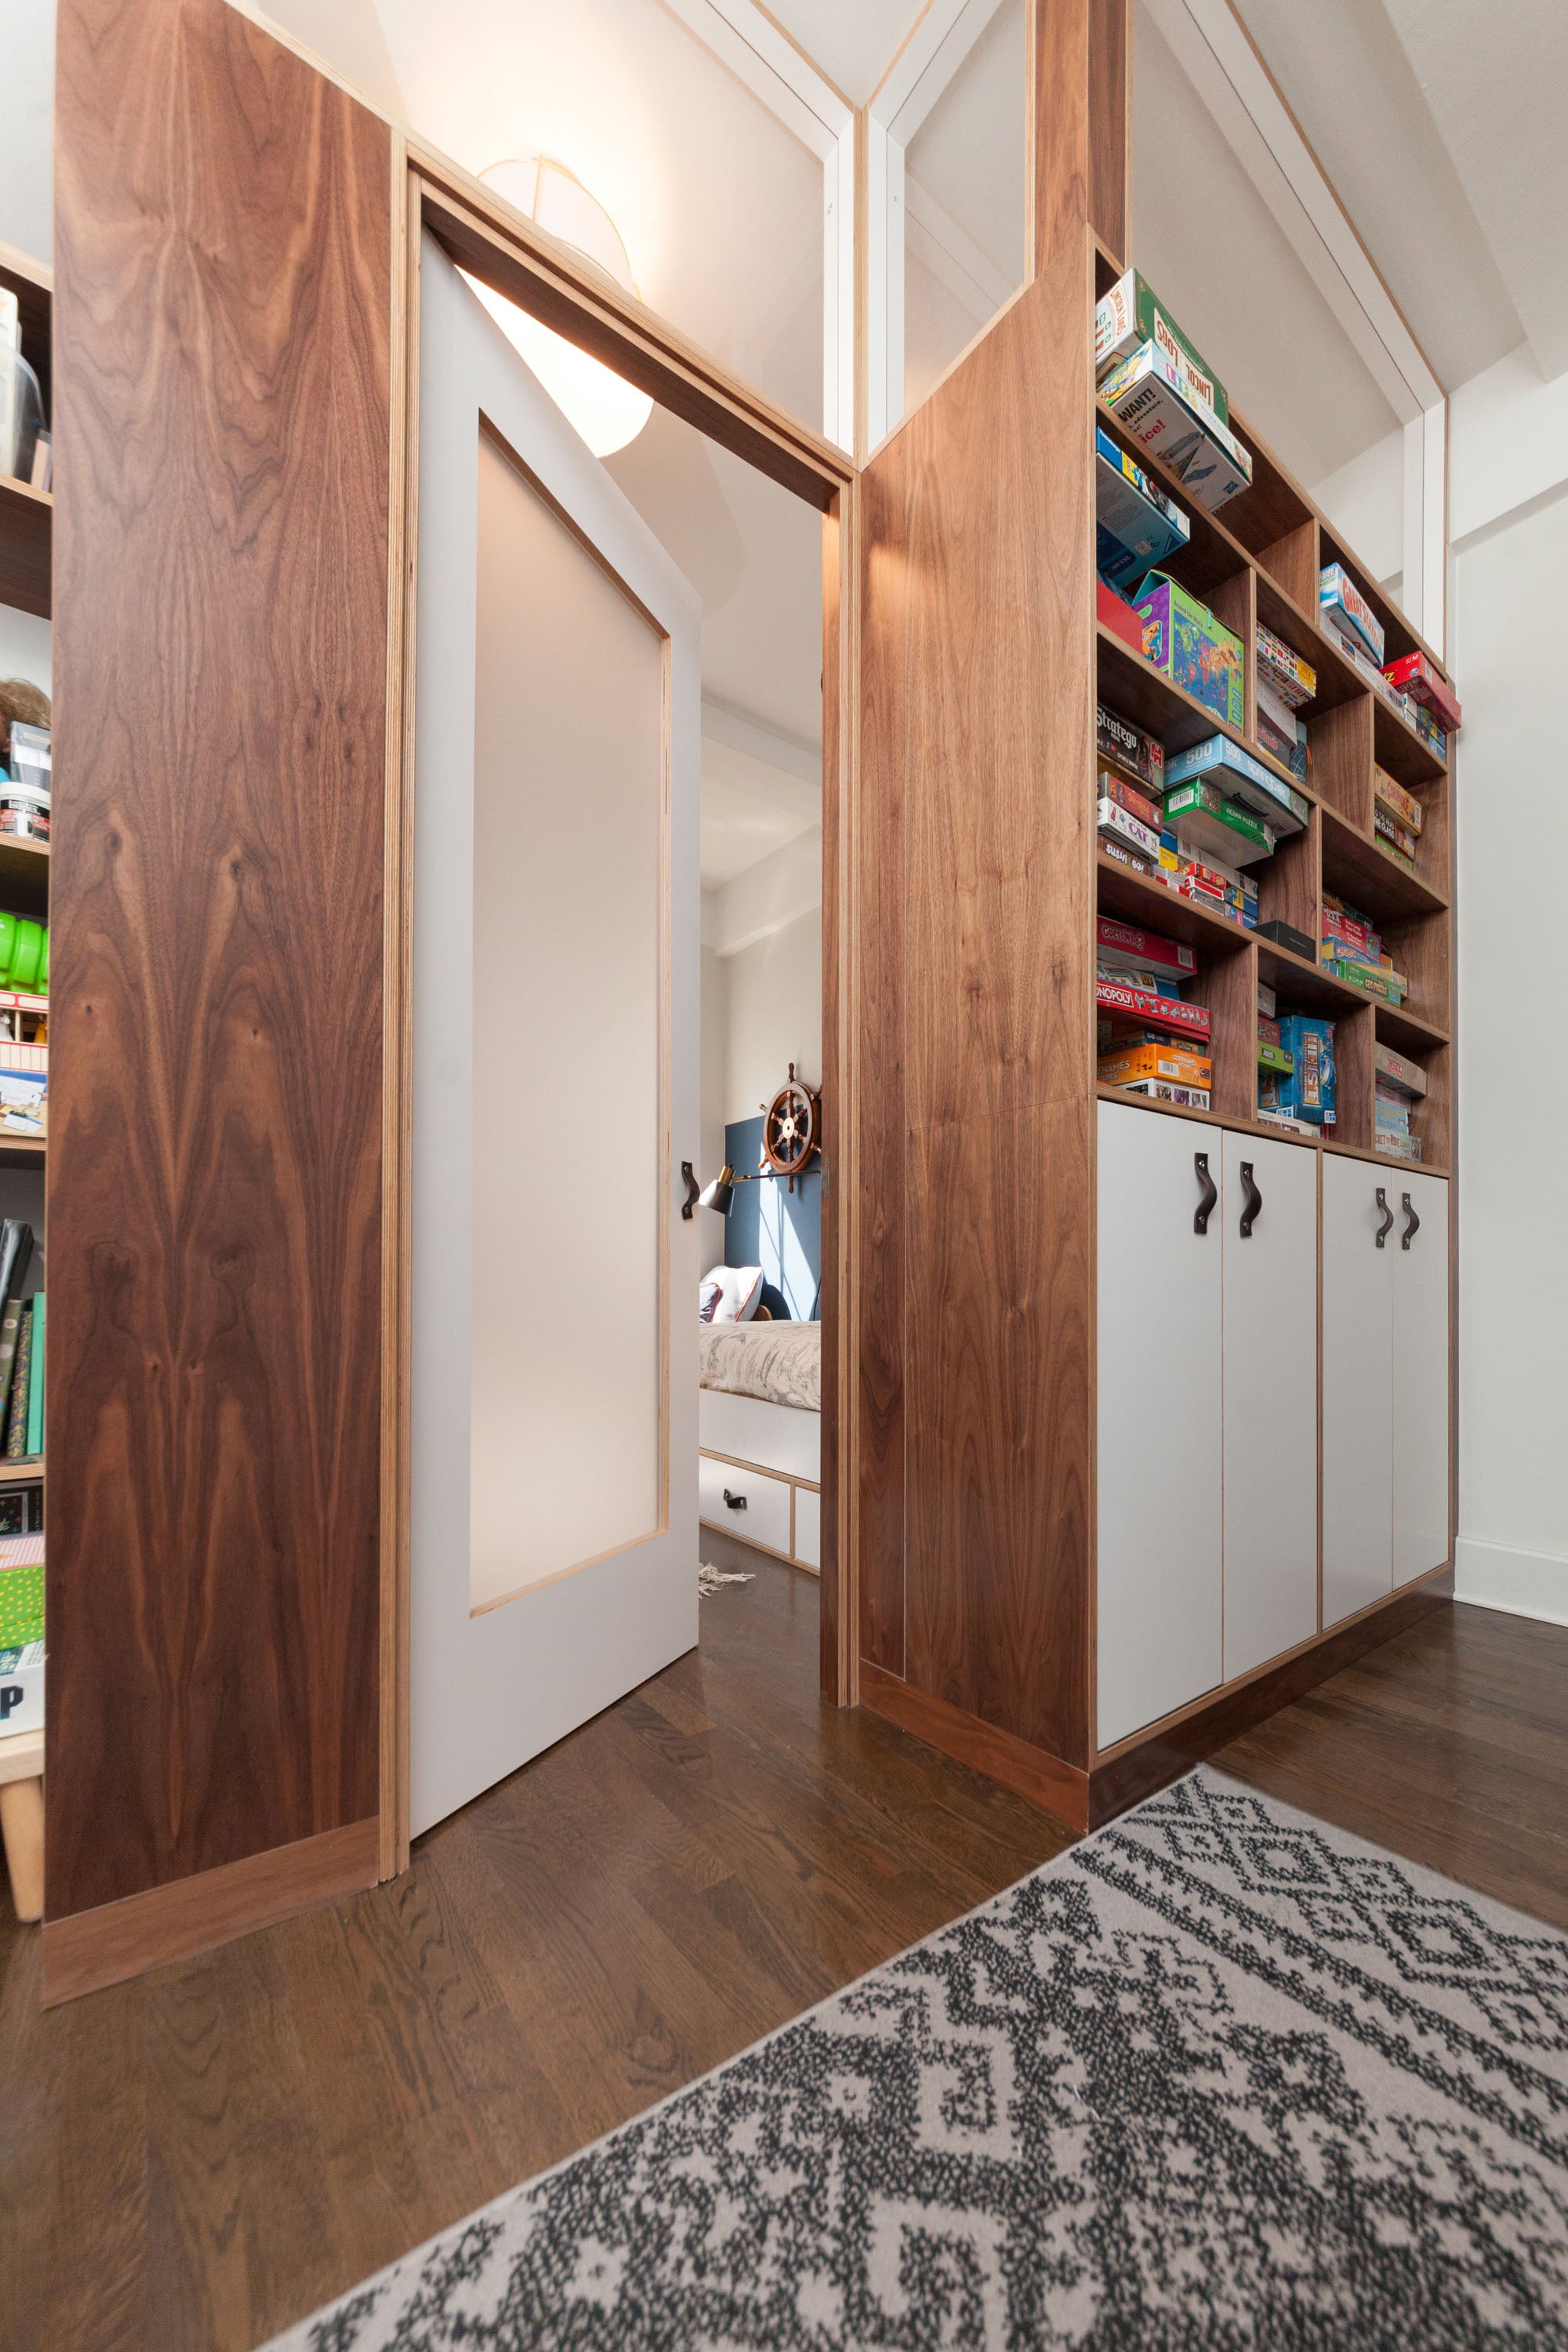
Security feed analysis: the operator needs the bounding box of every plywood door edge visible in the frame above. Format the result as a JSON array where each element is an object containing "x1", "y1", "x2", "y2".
[
  {"x1": 380, "y1": 158, "x2": 421, "y2": 1881},
  {"x1": 833, "y1": 476, "x2": 861, "y2": 1707},
  {"x1": 42, "y1": 1816, "x2": 379, "y2": 2005}
]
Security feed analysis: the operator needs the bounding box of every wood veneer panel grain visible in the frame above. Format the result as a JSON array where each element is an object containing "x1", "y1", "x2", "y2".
[
  {"x1": 1087, "y1": 0, "x2": 1132, "y2": 266},
  {"x1": 819, "y1": 488, "x2": 853, "y2": 1700},
  {"x1": 1033, "y1": 0, "x2": 1090, "y2": 272},
  {"x1": 863, "y1": 245, "x2": 1096, "y2": 1765},
  {"x1": 860, "y1": 1664, "x2": 1088, "y2": 1831},
  {"x1": 42, "y1": 1818, "x2": 379, "y2": 2005},
  {"x1": 49, "y1": 0, "x2": 390, "y2": 1919}
]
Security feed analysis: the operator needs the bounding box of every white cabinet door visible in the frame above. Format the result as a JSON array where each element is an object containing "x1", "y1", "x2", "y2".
[
  {"x1": 1221, "y1": 1133, "x2": 1319, "y2": 1679},
  {"x1": 1393, "y1": 1171, "x2": 1450, "y2": 1588},
  {"x1": 1321, "y1": 1156, "x2": 1394, "y2": 1628},
  {"x1": 1097, "y1": 1102, "x2": 1223, "y2": 1748}
]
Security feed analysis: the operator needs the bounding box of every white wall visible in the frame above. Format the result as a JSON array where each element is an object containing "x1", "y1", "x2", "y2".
[
  {"x1": 0, "y1": 0, "x2": 53, "y2": 265},
  {"x1": 722, "y1": 902, "x2": 821, "y2": 1127},
  {"x1": 0, "y1": 608, "x2": 50, "y2": 699},
  {"x1": 1450, "y1": 343, "x2": 1568, "y2": 1627},
  {"x1": 699, "y1": 920, "x2": 727, "y2": 1202}
]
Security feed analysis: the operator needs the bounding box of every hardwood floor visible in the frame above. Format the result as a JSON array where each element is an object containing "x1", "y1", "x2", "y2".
[{"x1": 2, "y1": 1572, "x2": 1564, "y2": 2350}]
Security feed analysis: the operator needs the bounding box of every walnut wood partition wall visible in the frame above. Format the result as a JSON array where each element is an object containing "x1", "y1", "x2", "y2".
[
  {"x1": 45, "y1": 0, "x2": 393, "y2": 2001},
  {"x1": 854, "y1": 0, "x2": 1127, "y2": 1824}
]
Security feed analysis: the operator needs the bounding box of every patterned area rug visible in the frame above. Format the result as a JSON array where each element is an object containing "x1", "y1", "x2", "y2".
[{"x1": 267, "y1": 1769, "x2": 1568, "y2": 2350}]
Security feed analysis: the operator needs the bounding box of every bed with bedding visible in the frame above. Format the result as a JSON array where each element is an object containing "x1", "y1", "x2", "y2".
[{"x1": 698, "y1": 1319, "x2": 821, "y2": 1573}]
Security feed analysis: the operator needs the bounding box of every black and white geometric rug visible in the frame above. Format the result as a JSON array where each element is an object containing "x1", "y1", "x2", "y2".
[{"x1": 268, "y1": 1768, "x2": 1568, "y2": 2350}]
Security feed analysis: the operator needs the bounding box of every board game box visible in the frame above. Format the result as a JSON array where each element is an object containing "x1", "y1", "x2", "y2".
[
  {"x1": 1374, "y1": 1042, "x2": 1427, "y2": 1098},
  {"x1": 1132, "y1": 575, "x2": 1245, "y2": 728},
  {"x1": 1163, "y1": 776, "x2": 1276, "y2": 866},
  {"x1": 1094, "y1": 269, "x2": 1230, "y2": 423},
  {"x1": 1095, "y1": 977, "x2": 1211, "y2": 1041},
  {"x1": 1374, "y1": 765, "x2": 1425, "y2": 832},
  {"x1": 1096, "y1": 914, "x2": 1196, "y2": 980},
  {"x1": 1319, "y1": 563, "x2": 1385, "y2": 664},
  {"x1": 1096, "y1": 702, "x2": 1165, "y2": 792},
  {"x1": 1164, "y1": 732, "x2": 1308, "y2": 834},
  {"x1": 1098, "y1": 1040, "x2": 1212, "y2": 1089},
  {"x1": 1096, "y1": 426, "x2": 1192, "y2": 590},
  {"x1": 1098, "y1": 768, "x2": 1162, "y2": 830},
  {"x1": 1098, "y1": 342, "x2": 1253, "y2": 510},
  {"x1": 1255, "y1": 622, "x2": 1316, "y2": 708},
  {"x1": 1098, "y1": 796, "x2": 1161, "y2": 862},
  {"x1": 1277, "y1": 1014, "x2": 1336, "y2": 1125},
  {"x1": 1382, "y1": 651, "x2": 1461, "y2": 732}
]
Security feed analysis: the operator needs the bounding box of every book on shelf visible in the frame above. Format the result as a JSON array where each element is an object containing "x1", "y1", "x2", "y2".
[
  {"x1": 5, "y1": 1301, "x2": 32, "y2": 1457},
  {"x1": 25, "y1": 1291, "x2": 43, "y2": 1459}
]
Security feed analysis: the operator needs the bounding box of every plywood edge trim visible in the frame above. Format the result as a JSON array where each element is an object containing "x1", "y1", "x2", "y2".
[
  {"x1": 1087, "y1": 1566, "x2": 1454, "y2": 1827},
  {"x1": 859, "y1": 1665, "x2": 1090, "y2": 1831},
  {"x1": 41, "y1": 1817, "x2": 379, "y2": 2005}
]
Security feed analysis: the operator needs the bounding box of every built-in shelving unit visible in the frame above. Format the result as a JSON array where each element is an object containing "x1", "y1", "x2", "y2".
[{"x1": 1092, "y1": 244, "x2": 1454, "y2": 1178}]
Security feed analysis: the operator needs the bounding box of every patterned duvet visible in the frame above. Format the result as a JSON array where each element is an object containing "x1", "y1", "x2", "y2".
[{"x1": 697, "y1": 1319, "x2": 820, "y2": 1412}]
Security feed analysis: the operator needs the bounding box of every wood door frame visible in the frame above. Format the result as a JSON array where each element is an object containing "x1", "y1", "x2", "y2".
[{"x1": 381, "y1": 151, "x2": 860, "y2": 1874}]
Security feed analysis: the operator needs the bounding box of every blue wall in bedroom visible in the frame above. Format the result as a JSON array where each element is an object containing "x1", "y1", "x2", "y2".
[{"x1": 724, "y1": 1113, "x2": 820, "y2": 1320}]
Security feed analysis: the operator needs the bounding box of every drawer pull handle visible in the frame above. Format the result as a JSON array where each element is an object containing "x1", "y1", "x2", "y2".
[
  {"x1": 1193, "y1": 1151, "x2": 1217, "y2": 1236},
  {"x1": 1401, "y1": 1192, "x2": 1420, "y2": 1251},
  {"x1": 1239, "y1": 1160, "x2": 1261, "y2": 1239},
  {"x1": 1374, "y1": 1186, "x2": 1393, "y2": 1249},
  {"x1": 680, "y1": 1161, "x2": 700, "y2": 1220},
  {"x1": 722, "y1": 1487, "x2": 747, "y2": 1512}
]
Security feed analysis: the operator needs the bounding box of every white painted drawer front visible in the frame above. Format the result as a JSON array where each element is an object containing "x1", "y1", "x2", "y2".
[
  {"x1": 699, "y1": 1389, "x2": 820, "y2": 1482},
  {"x1": 699, "y1": 1453, "x2": 793, "y2": 1555},
  {"x1": 1096, "y1": 1102, "x2": 1224, "y2": 1748},
  {"x1": 1393, "y1": 1171, "x2": 1450, "y2": 1588},
  {"x1": 793, "y1": 1486, "x2": 821, "y2": 1569}
]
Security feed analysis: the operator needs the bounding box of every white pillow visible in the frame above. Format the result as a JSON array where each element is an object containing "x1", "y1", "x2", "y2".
[{"x1": 700, "y1": 1265, "x2": 764, "y2": 1323}]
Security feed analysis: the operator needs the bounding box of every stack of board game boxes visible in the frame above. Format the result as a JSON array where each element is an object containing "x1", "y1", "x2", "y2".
[
  {"x1": 1097, "y1": 701, "x2": 1309, "y2": 931},
  {"x1": 1374, "y1": 763, "x2": 1425, "y2": 873},
  {"x1": 1096, "y1": 915, "x2": 1212, "y2": 1109},
  {"x1": 1255, "y1": 625, "x2": 1314, "y2": 778},
  {"x1": 1094, "y1": 270, "x2": 1252, "y2": 513},
  {"x1": 1256, "y1": 978, "x2": 1336, "y2": 1135},
  {"x1": 1319, "y1": 564, "x2": 1459, "y2": 758},
  {"x1": 1374, "y1": 1042, "x2": 1426, "y2": 1163},
  {"x1": 1320, "y1": 892, "x2": 1409, "y2": 1007}
]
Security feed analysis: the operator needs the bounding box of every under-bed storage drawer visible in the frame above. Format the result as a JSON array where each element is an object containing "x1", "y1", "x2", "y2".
[
  {"x1": 699, "y1": 1454, "x2": 793, "y2": 1555},
  {"x1": 793, "y1": 1486, "x2": 820, "y2": 1570},
  {"x1": 699, "y1": 1388, "x2": 819, "y2": 1482}
]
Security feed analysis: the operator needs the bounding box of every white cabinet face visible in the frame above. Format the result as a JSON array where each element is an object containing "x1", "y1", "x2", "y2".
[
  {"x1": 1393, "y1": 1172, "x2": 1451, "y2": 1588},
  {"x1": 1321, "y1": 1156, "x2": 1394, "y2": 1628},
  {"x1": 1097, "y1": 1104, "x2": 1224, "y2": 1748},
  {"x1": 1221, "y1": 1134, "x2": 1319, "y2": 1679}
]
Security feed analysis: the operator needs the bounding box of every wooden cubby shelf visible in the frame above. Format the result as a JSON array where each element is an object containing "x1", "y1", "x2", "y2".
[{"x1": 1095, "y1": 332, "x2": 1455, "y2": 1189}]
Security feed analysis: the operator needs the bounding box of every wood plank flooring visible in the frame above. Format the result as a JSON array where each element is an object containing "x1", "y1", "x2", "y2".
[{"x1": 2, "y1": 1570, "x2": 1564, "y2": 2350}]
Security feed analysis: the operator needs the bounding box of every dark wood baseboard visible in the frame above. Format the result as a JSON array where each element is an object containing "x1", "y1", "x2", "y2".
[
  {"x1": 42, "y1": 1816, "x2": 379, "y2": 2005},
  {"x1": 1087, "y1": 1568, "x2": 1455, "y2": 1827},
  {"x1": 859, "y1": 1663, "x2": 1090, "y2": 1831},
  {"x1": 859, "y1": 1571, "x2": 1454, "y2": 1841}
]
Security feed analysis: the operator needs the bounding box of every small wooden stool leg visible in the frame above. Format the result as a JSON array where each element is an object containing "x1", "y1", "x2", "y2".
[{"x1": 0, "y1": 1775, "x2": 43, "y2": 1922}]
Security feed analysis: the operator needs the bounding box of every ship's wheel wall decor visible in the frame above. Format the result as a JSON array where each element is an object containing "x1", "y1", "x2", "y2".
[{"x1": 760, "y1": 1063, "x2": 821, "y2": 1192}]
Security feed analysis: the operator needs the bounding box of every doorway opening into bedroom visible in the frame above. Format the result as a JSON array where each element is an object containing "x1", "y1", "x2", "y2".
[
  {"x1": 397, "y1": 171, "x2": 853, "y2": 1856},
  {"x1": 604, "y1": 403, "x2": 827, "y2": 1614}
]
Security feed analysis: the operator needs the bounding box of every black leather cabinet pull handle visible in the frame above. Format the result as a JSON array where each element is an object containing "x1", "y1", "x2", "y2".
[
  {"x1": 1374, "y1": 1186, "x2": 1394, "y2": 1248},
  {"x1": 1239, "y1": 1160, "x2": 1261, "y2": 1239},
  {"x1": 1193, "y1": 1152, "x2": 1217, "y2": 1235},
  {"x1": 681, "y1": 1161, "x2": 700, "y2": 1220},
  {"x1": 1401, "y1": 1192, "x2": 1420, "y2": 1250},
  {"x1": 723, "y1": 1488, "x2": 747, "y2": 1512}
]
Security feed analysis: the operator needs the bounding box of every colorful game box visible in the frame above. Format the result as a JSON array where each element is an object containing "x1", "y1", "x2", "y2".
[
  {"x1": 1164, "y1": 732, "x2": 1308, "y2": 834},
  {"x1": 1096, "y1": 914, "x2": 1197, "y2": 981},
  {"x1": 1277, "y1": 1015, "x2": 1336, "y2": 1126},
  {"x1": 1098, "y1": 342, "x2": 1253, "y2": 510},
  {"x1": 1097, "y1": 702, "x2": 1165, "y2": 792},
  {"x1": 1094, "y1": 269, "x2": 1230, "y2": 423},
  {"x1": 1098, "y1": 769, "x2": 1162, "y2": 829},
  {"x1": 1131, "y1": 575, "x2": 1245, "y2": 728},
  {"x1": 1096, "y1": 576, "x2": 1149, "y2": 659},
  {"x1": 1255, "y1": 624, "x2": 1316, "y2": 709},
  {"x1": 1096, "y1": 426, "x2": 1192, "y2": 590},
  {"x1": 1098, "y1": 1040, "x2": 1213, "y2": 1090},
  {"x1": 1374, "y1": 1043, "x2": 1427, "y2": 1098},
  {"x1": 1382, "y1": 651, "x2": 1461, "y2": 732},
  {"x1": 1319, "y1": 564, "x2": 1385, "y2": 665},
  {"x1": 1095, "y1": 977, "x2": 1211, "y2": 1042},
  {"x1": 1163, "y1": 776, "x2": 1276, "y2": 866},
  {"x1": 1374, "y1": 765, "x2": 1425, "y2": 833},
  {"x1": 1097, "y1": 796, "x2": 1161, "y2": 862}
]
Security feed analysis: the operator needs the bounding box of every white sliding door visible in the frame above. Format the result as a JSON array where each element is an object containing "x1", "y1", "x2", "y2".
[{"x1": 410, "y1": 236, "x2": 699, "y2": 1836}]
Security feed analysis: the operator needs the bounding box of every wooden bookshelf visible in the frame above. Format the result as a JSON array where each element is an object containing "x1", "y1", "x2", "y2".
[{"x1": 1094, "y1": 251, "x2": 1455, "y2": 1182}]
